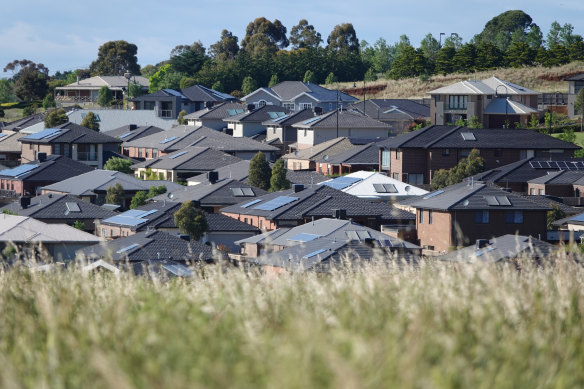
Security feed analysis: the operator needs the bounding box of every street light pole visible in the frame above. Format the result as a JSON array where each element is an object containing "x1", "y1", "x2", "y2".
[{"x1": 336, "y1": 89, "x2": 339, "y2": 138}]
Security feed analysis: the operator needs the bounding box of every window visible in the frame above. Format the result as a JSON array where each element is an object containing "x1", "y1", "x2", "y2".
[
  {"x1": 258, "y1": 100, "x2": 267, "y2": 107},
  {"x1": 530, "y1": 188, "x2": 535, "y2": 195},
  {"x1": 283, "y1": 103, "x2": 295, "y2": 110},
  {"x1": 429, "y1": 210, "x2": 433, "y2": 224},
  {"x1": 144, "y1": 101, "x2": 155, "y2": 110},
  {"x1": 102, "y1": 229, "x2": 108, "y2": 237},
  {"x1": 53, "y1": 144, "x2": 61, "y2": 155},
  {"x1": 442, "y1": 149, "x2": 450, "y2": 156},
  {"x1": 138, "y1": 148, "x2": 143, "y2": 158},
  {"x1": 408, "y1": 174, "x2": 424, "y2": 185},
  {"x1": 419, "y1": 209, "x2": 424, "y2": 224},
  {"x1": 475, "y1": 210, "x2": 489, "y2": 224},
  {"x1": 299, "y1": 103, "x2": 313, "y2": 109},
  {"x1": 153, "y1": 150, "x2": 158, "y2": 158},
  {"x1": 396, "y1": 150, "x2": 401, "y2": 160},
  {"x1": 460, "y1": 149, "x2": 471, "y2": 158},
  {"x1": 381, "y1": 150, "x2": 391, "y2": 168},
  {"x1": 392, "y1": 173, "x2": 399, "y2": 181},
  {"x1": 505, "y1": 211, "x2": 523, "y2": 224},
  {"x1": 538, "y1": 189, "x2": 544, "y2": 195},
  {"x1": 448, "y1": 95, "x2": 468, "y2": 109}
]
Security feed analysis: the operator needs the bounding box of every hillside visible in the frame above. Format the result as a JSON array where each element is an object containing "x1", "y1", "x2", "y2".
[{"x1": 331, "y1": 61, "x2": 584, "y2": 100}]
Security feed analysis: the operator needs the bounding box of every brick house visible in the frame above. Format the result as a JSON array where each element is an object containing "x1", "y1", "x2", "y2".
[
  {"x1": 347, "y1": 99, "x2": 430, "y2": 135},
  {"x1": 282, "y1": 137, "x2": 356, "y2": 171},
  {"x1": 378, "y1": 125, "x2": 579, "y2": 185},
  {"x1": 315, "y1": 142, "x2": 379, "y2": 175},
  {"x1": 184, "y1": 102, "x2": 247, "y2": 130},
  {"x1": 0, "y1": 131, "x2": 25, "y2": 167},
  {"x1": 566, "y1": 73, "x2": 584, "y2": 118}
]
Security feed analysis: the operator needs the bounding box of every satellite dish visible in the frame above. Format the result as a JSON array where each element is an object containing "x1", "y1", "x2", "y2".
[
  {"x1": 324, "y1": 155, "x2": 329, "y2": 161},
  {"x1": 168, "y1": 193, "x2": 174, "y2": 199},
  {"x1": 404, "y1": 186, "x2": 411, "y2": 192},
  {"x1": 294, "y1": 151, "x2": 299, "y2": 156},
  {"x1": 462, "y1": 200, "x2": 469, "y2": 207}
]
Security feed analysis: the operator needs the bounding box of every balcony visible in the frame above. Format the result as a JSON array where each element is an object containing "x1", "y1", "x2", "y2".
[
  {"x1": 76, "y1": 151, "x2": 98, "y2": 161},
  {"x1": 159, "y1": 110, "x2": 174, "y2": 118}
]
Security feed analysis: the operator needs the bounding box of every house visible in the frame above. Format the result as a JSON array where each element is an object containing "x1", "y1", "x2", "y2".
[
  {"x1": 377, "y1": 125, "x2": 578, "y2": 185},
  {"x1": 121, "y1": 125, "x2": 279, "y2": 161},
  {"x1": 566, "y1": 73, "x2": 584, "y2": 118},
  {"x1": 155, "y1": 175, "x2": 267, "y2": 213},
  {"x1": 0, "y1": 214, "x2": 102, "y2": 261},
  {"x1": 527, "y1": 170, "x2": 584, "y2": 197},
  {"x1": 19, "y1": 123, "x2": 122, "y2": 169},
  {"x1": 282, "y1": 137, "x2": 356, "y2": 171},
  {"x1": 347, "y1": 99, "x2": 430, "y2": 134},
  {"x1": 439, "y1": 234, "x2": 556, "y2": 262},
  {"x1": 293, "y1": 109, "x2": 390, "y2": 149},
  {"x1": 41, "y1": 169, "x2": 183, "y2": 208},
  {"x1": 0, "y1": 155, "x2": 93, "y2": 197},
  {"x1": 262, "y1": 108, "x2": 316, "y2": 149},
  {"x1": 0, "y1": 193, "x2": 116, "y2": 233},
  {"x1": 408, "y1": 182, "x2": 551, "y2": 253},
  {"x1": 67, "y1": 109, "x2": 177, "y2": 132},
  {"x1": 220, "y1": 184, "x2": 415, "y2": 231},
  {"x1": 54, "y1": 75, "x2": 149, "y2": 105},
  {"x1": 185, "y1": 102, "x2": 247, "y2": 130},
  {"x1": 103, "y1": 124, "x2": 165, "y2": 142},
  {"x1": 130, "y1": 85, "x2": 237, "y2": 119},
  {"x1": 223, "y1": 105, "x2": 289, "y2": 138},
  {"x1": 235, "y1": 217, "x2": 420, "y2": 258},
  {"x1": 0, "y1": 112, "x2": 45, "y2": 132},
  {"x1": 319, "y1": 171, "x2": 428, "y2": 201},
  {"x1": 0, "y1": 131, "x2": 26, "y2": 166},
  {"x1": 131, "y1": 146, "x2": 241, "y2": 183},
  {"x1": 428, "y1": 76, "x2": 540, "y2": 128},
  {"x1": 315, "y1": 142, "x2": 380, "y2": 175},
  {"x1": 242, "y1": 81, "x2": 357, "y2": 112}
]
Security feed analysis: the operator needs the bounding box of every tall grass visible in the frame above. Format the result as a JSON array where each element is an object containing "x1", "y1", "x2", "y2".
[{"x1": 1, "y1": 256, "x2": 584, "y2": 388}]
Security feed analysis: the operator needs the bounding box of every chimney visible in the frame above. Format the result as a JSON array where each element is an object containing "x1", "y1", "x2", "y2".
[
  {"x1": 37, "y1": 152, "x2": 47, "y2": 162},
  {"x1": 129, "y1": 124, "x2": 137, "y2": 131},
  {"x1": 332, "y1": 209, "x2": 347, "y2": 219},
  {"x1": 207, "y1": 171, "x2": 218, "y2": 184},
  {"x1": 205, "y1": 101, "x2": 214, "y2": 109},
  {"x1": 20, "y1": 196, "x2": 31, "y2": 209},
  {"x1": 293, "y1": 184, "x2": 304, "y2": 193},
  {"x1": 475, "y1": 239, "x2": 490, "y2": 250},
  {"x1": 247, "y1": 104, "x2": 255, "y2": 112},
  {"x1": 314, "y1": 106, "x2": 323, "y2": 115}
]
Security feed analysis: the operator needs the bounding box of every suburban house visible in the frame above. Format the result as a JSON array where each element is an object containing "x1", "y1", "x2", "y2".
[
  {"x1": 526, "y1": 171, "x2": 584, "y2": 197},
  {"x1": 185, "y1": 102, "x2": 247, "y2": 130},
  {"x1": 131, "y1": 146, "x2": 241, "y2": 183},
  {"x1": 104, "y1": 124, "x2": 165, "y2": 142},
  {"x1": 293, "y1": 109, "x2": 390, "y2": 149},
  {"x1": 0, "y1": 193, "x2": 116, "y2": 233},
  {"x1": 67, "y1": 109, "x2": 177, "y2": 132},
  {"x1": 223, "y1": 105, "x2": 289, "y2": 137},
  {"x1": 428, "y1": 76, "x2": 540, "y2": 128},
  {"x1": 41, "y1": 169, "x2": 183, "y2": 208},
  {"x1": 121, "y1": 125, "x2": 279, "y2": 161},
  {"x1": 0, "y1": 214, "x2": 102, "y2": 261},
  {"x1": 54, "y1": 75, "x2": 149, "y2": 106},
  {"x1": 319, "y1": 171, "x2": 428, "y2": 201},
  {"x1": 566, "y1": 73, "x2": 584, "y2": 118},
  {"x1": 282, "y1": 137, "x2": 356, "y2": 171},
  {"x1": 242, "y1": 81, "x2": 357, "y2": 112},
  {"x1": 347, "y1": 99, "x2": 431, "y2": 134},
  {"x1": 408, "y1": 182, "x2": 551, "y2": 254},
  {"x1": 315, "y1": 142, "x2": 380, "y2": 175},
  {"x1": 0, "y1": 113, "x2": 45, "y2": 132},
  {"x1": 220, "y1": 184, "x2": 415, "y2": 231},
  {"x1": 0, "y1": 131, "x2": 26, "y2": 166},
  {"x1": 19, "y1": 123, "x2": 122, "y2": 169},
  {"x1": 0, "y1": 155, "x2": 93, "y2": 197},
  {"x1": 377, "y1": 125, "x2": 579, "y2": 185},
  {"x1": 262, "y1": 109, "x2": 316, "y2": 149}
]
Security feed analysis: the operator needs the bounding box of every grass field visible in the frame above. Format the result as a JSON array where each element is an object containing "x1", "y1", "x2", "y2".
[{"x1": 1, "y1": 256, "x2": 584, "y2": 388}]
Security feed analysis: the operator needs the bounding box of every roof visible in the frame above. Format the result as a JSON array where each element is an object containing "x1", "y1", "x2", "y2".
[
  {"x1": 0, "y1": 113, "x2": 45, "y2": 132},
  {"x1": 292, "y1": 109, "x2": 391, "y2": 130},
  {"x1": 55, "y1": 75, "x2": 149, "y2": 90},
  {"x1": 483, "y1": 97, "x2": 538, "y2": 115},
  {"x1": 472, "y1": 157, "x2": 584, "y2": 185},
  {"x1": 100, "y1": 201, "x2": 181, "y2": 231},
  {"x1": 528, "y1": 170, "x2": 584, "y2": 185},
  {"x1": 440, "y1": 234, "x2": 555, "y2": 262},
  {"x1": 130, "y1": 88, "x2": 188, "y2": 102},
  {"x1": 319, "y1": 171, "x2": 428, "y2": 199},
  {"x1": 316, "y1": 142, "x2": 379, "y2": 165},
  {"x1": 0, "y1": 214, "x2": 102, "y2": 243},
  {"x1": 408, "y1": 182, "x2": 552, "y2": 211},
  {"x1": 180, "y1": 84, "x2": 236, "y2": 102},
  {"x1": 261, "y1": 108, "x2": 316, "y2": 126},
  {"x1": 0, "y1": 194, "x2": 116, "y2": 220},
  {"x1": 184, "y1": 102, "x2": 247, "y2": 120},
  {"x1": 131, "y1": 146, "x2": 241, "y2": 172},
  {"x1": 103, "y1": 125, "x2": 165, "y2": 142},
  {"x1": 42, "y1": 170, "x2": 183, "y2": 196},
  {"x1": 0, "y1": 155, "x2": 93, "y2": 183},
  {"x1": 282, "y1": 137, "x2": 356, "y2": 161},
  {"x1": 221, "y1": 185, "x2": 414, "y2": 223},
  {"x1": 565, "y1": 73, "x2": 584, "y2": 81},
  {"x1": 20, "y1": 122, "x2": 121, "y2": 145},
  {"x1": 428, "y1": 76, "x2": 540, "y2": 95},
  {"x1": 244, "y1": 81, "x2": 358, "y2": 103},
  {"x1": 377, "y1": 125, "x2": 579, "y2": 150},
  {"x1": 66, "y1": 109, "x2": 176, "y2": 132},
  {"x1": 223, "y1": 105, "x2": 289, "y2": 123},
  {"x1": 0, "y1": 131, "x2": 26, "y2": 153}
]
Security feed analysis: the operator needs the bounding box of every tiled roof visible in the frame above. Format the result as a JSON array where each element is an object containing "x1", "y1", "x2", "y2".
[
  {"x1": 181, "y1": 84, "x2": 236, "y2": 102},
  {"x1": 565, "y1": 73, "x2": 584, "y2": 81},
  {"x1": 528, "y1": 170, "x2": 584, "y2": 184},
  {"x1": 261, "y1": 108, "x2": 316, "y2": 126},
  {"x1": 428, "y1": 76, "x2": 540, "y2": 95},
  {"x1": 282, "y1": 137, "x2": 356, "y2": 161},
  {"x1": 104, "y1": 125, "x2": 165, "y2": 142},
  {"x1": 0, "y1": 193, "x2": 116, "y2": 220},
  {"x1": 0, "y1": 214, "x2": 102, "y2": 243},
  {"x1": 56, "y1": 75, "x2": 149, "y2": 89},
  {"x1": 223, "y1": 105, "x2": 289, "y2": 123},
  {"x1": 20, "y1": 122, "x2": 121, "y2": 145},
  {"x1": 100, "y1": 201, "x2": 181, "y2": 231},
  {"x1": 473, "y1": 157, "x2": 584, "y2": 185},
  {"x1": 0, "y1": 155, "x2": 93, "y2": 183},
  {"x1": 0, "y1": 113, "x2": 45, "y2": 132},
  {"x1": 184, "y1": 102, "x2": 247, "y2": 120},
  {"x1": 131, "y1": 146, "x2": 241, "y2": 171},
  {"x1": 245, "y1": 81, "x2": 358, "y2": 103},
  {"x1": 292, "y1": 109, "x2": 390, "y2": 129},
  {"x1": 0, "y1": 131, "x2": 26, "y2": 152},
  {"x1": 316, "y1": 143, "x2": 379, "y2": 164},
  {"x1": 67, "y1": 109, "x2": 176, "y2": 132}
]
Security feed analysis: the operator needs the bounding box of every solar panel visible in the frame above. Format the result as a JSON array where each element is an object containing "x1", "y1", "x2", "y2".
[
  {"x1": 162, "y1": 264, "x2": 192, "y2": 277},
  {"x1": 495, "y1": 196, "x2": 511, "y2": 206},
  {"x1": 138, "y1": 209, "x2": 158, "y2": 218},
  {"x1": 461, "y1": 132, "x2": 476, "y2": 141},
  {"x1": 288, "y1": 233, "x2": 321, "y2": 242},
  {"x1": 227, "y1": 109, "x2": 236, "y2": 116},
  {"x1": 345, "y1": 231, "x2": 359, "y2": 240},
  {"x1": 570, "y1": 213, "x2": 584, "y2": 222},
  {"x1": 303, "y1": 249, "x2": 327, "y2": 259},
  {"x1": 23, "y1": 128, "x2": 62, "y2": 140},
  {"x1": 116, "y1": 243, "x2": 139, "y2": 254},
  {"x1": 0, "y1": 164, "x2": 39, "y2": 178},
  {"x1": 160, "y1": 136, "x2": 179, "y2": 144},
  {"x1": 485, "y1": 195, "x2": 511, "y2": 206},
  {"x1": 475, "y1": 246, "x2": 495, "y2": 257},
  {"x1": 303, "y1": 116, "x2": 321, "y2": 125},
  {"x1": 242, "y1": 187, "x2": 254, "y2": 196},
  {"x1": 119, "y1": 132, "x2": 133, "y2": 139},
  {"x1": 373, "y1": 183, "x2": 397, "y2": 193},
  {"x1": 273, "y1": 114, "x2": 290, "y2": 122},
  {"x1": 169, "y1": 151, "x2": 187, "y2": 159},
  {"x1": 334, "y1": 176, "x2": 362, "y2": 184},
  {"x1": 321, "y1": 181, "x2": 354, "y2": 190},
  {"x1": 485, "y1": 196, "x2": 499, "y2": 206},
  {"x1": 65, "y1": 202, "x2": 81, "y2": 212},
  {"x1": 253, "y1": 196, "x2": 298, "y2": 211},
  {"x1": 423, "y1": 190, "x2": 444, "y2": 199},
  {"x1": 231, "y1": 188, "x2": 244, "y2": 196},
  {"x1": 0, "y1": 133, "x2": 8, "y2": 139},
  {"x1": 356, "y1": 231, "x2": 371, "y2": 239},
  {"x1": 163, "y1": 89, "x2": 187, "y2": 98},
  {"x1": 241, "y1": 199, "x2": 262, "y2": 208}
]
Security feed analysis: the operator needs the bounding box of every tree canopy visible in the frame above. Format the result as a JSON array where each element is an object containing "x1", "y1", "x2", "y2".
[
  {"x1": 80, "y1": 111, "x2": 100, "y2": 131},
  {"x1": 241, "y1": 18, "x2": 289, "y2": 56},
  {"x1": 104, "y1": 157, "x2": 133, "y2": 174},
  {"x1": 431, "y1": 149, "x2": 486, "y2": 190},
  {"x1": 290, "y1": 19, "x2": 322, "y2": 49},
  {"x1": 173, "y1": 201, "x2": 208, "y2": 240},
  {"x1": 89, "y1": 40, "x2": 140, "y2": 76},
  {"x1": 327, "y1": 23, "x2": 359, "y2": 54},
  {"x1": 44, "y1": 109, "x2": 68, "y2": 128},
  {"x1": 97, "y1": 86, "x2": 113, "y2": 106},
  {"x1": 105, "y1": 183, "x2": 125, "y2": 206},
  {"x1": 248, "y1": 152, "x2": 271, "y2": 190},
  {"x1": 269, "y1": 159, "x2": 290, "y2": 192}
]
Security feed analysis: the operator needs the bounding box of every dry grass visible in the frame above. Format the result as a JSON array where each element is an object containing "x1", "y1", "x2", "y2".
[{"x1": 328, "y1": 61, "x2": 584, "y2": 99}]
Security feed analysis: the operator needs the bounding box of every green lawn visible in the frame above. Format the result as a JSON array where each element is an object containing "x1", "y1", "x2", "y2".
[{"x1": 552, "y1": 131, "x2": 584, "y2": 148}]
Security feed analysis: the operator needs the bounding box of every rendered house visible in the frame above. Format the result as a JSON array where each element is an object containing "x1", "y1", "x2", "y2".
[
  {"x1": 19, "y1": 123, "x2": 122, "y2": 169},
  {"x1": 262, "y1": 108, "x2": 315, "y2": 150},
  {"x1": 282, "y1": 137, "x2": 356, "y2": 171},
  {"x1": 184, "y1": 102, "x2": 247, "y2": 130},
  {"x1": 242, "y1": 81, "x2": 357, "y2": 112},
  {"x1": 377, "y1": 125, "x2": 578, "y2": 185},
  {"x1": 315, "y1": 142, "x2": 380, "y2": 175},
  {"x1": 409, "y1": 182, "x2": 551, "y2": 253},
  {"x1": 566, "y1": 73, "x2": 584, "y2": 118},
  {"x1": 67, "y1": 109, "x2": 177, "y2": 132},
  {"x1": 428, "y1": 76, "x2": 540, "y2": 128},
  {"x1": 223, "y1": 105, "x2": 289, "y2": 138},
  {"x1": 54, "y1": 75, "x2": 149, "y2": 105},
  {"x1": 347, "y1": 99, "x2": 430, "y2": 134}
]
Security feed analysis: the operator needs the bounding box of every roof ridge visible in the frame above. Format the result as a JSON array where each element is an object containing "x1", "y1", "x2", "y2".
[
  {"x1": 445, "y1": 182, "x2": 486, "y2": 210},
  {"x1": 425, "y1": 126, "x2": 466, "y2": 149}
]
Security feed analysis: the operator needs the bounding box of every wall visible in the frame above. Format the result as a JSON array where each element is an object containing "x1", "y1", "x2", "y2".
[
  {"x1": 221, "y1": 212, "x2": 278, "y2": 231},
  {"x1": 415, "y1": 209, "x2": 452, "y2": 252},
  {"x1": 246, "y1": 90, "x2": 280, "y2": 106},
  {"x1": 21, "y1": 144, "x2": 52, "y2": 163},
  {"x1": 285, "y1": 158, "x2": 314, "y2": 171}
]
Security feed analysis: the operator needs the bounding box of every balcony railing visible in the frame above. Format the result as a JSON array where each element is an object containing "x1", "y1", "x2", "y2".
[
  {"x1": 445, "y1": 105, "x2": 467, "y2": 110},
  {"x1": 56, "y1": 95, "x2": 95, "y2": 103},
  {"x1": 76, "y1": 151, "x2": 98, "y2": 161},
  {"x1": 159, "y1": 110, "x2": 174, "y2": 118}
]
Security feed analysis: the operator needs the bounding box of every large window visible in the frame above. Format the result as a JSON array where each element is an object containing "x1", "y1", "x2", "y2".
[
  {"x1": 419, "y1": 209, "x2": 424, "y2": 224},
  {"x1": 258, "y1": 100, "x2": 267, "y2": 107},
  {"x1": 475, "y1": 210, "x2": 489, "y2": 224},
  {"x1": 429, "y1": 210, "x2": 433, "y2": 224},
  {"x1": 408, "y1": 174, "x2": 424, "y2": 185},
  {"x1": 299, "y1": 103, "x2": 313, "y2": 109},
  {"x1": 505, "y1": 211, "x2": 523, "y2": 224},
  {"x1": 448, "y1": 95, "x2": 468, "y2": 109},
  {"x1": 381, "y1": 150, "x2": 391, "y2": 168},
  {"x1": 283, "y1": 103, "x2": 295, "y2": 110}
]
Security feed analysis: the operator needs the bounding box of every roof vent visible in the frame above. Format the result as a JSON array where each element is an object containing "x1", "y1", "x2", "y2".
[
  {"x1": 207, "y1": 171, "x2": 218, "y2": 184},
  {"x1": 293, "y1": 184, "x2": 304, "y2": 193},
  {"x1": 476, "y1": 239, "x2": 490, "y2": 250},
  {"x1": 20, "y1": 196, "x2": 31, "y2": 209}
]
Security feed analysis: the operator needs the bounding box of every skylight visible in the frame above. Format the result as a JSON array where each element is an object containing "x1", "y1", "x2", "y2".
[
  {"x1": 423, "y1": 190, "x2": 444, "y2": 199},
  {"x1": 65, "y1": 202, "x2": 81, "y2": 212},
  {"x1": 302, "y1": 249, "x2": 327, "y2": 259},
  {"x1": 169, "y1": 151, "x2": 187, "y2": 159},
  {"x1": 116, "y1": 243, "x2": 139, "y2": 254},
  {"x1": 303, "y1": 116, "x2": 321, "y2": 125},
  {"x1": 253, "y1": 196, "x2": 298, "y2": 211},
  {"x1": 461, "y1": 132, "x2": 476, "y2": 141},
  {"x1": 484, "y1": 195, "x2": 512, "y2": 206},
  {"x1": 288, "y1": 233, "x2": 321, "y2": 243},
  {"x1": 160, "y1": 136, "x2": 179, "y2": 144},
  {"x1": 241, "y1": 199, "x2": 262, "y2": 208}
]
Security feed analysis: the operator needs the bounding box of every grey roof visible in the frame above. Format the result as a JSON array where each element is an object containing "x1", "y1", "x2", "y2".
[
  {"x1": 261, "y1": 108, "x2": 316, "y2": 126},
  {"x1": 100, "y1": 201, "x2": 181, "y2": 231},
  {"x1": 565, "y1": 73, "x2": 584, "y2": 81},
  {"x1": 104, "y1": 125, "x2": 165, "y2": 142},
  {"x1": 56, "y1": 75, "x2": 149, "y2": 90},
  {"x1": 316, "y1": 143, "x2": 379, "y2": 165},
  {"x1": 0, "y1": 113, "x2": 45, "y2": 131},
  {"x1": 131, "y1": 146, "x2": 241, "y2": 172},
  {"x1": 528, "y1": 170, "x2": 584, "y2": 185},
  {"x1": 440, "y1": 234, "x2": 556, "y2": 262},
  {"x1": 473, "y1": 157, "x2": 584, "y2": 185},
  {"x1": 245, "y1": 81, "x2": 358, "y2": 103},
  {"x1": 0, "y1": 193, "x2": 116, "y2": 220},
  {"x1": 483, "y1": 97, "x2": 537, "y2": 115},
  {"x1": 0, "y1": 131, "x2": 26, "y2": 153},
  {"x1": 428, "y1": 76, "x2": 540, "y2": 96},
  {"x1": 42, "y1": 170, "x2": 183, "y2": 196},
  {"x1": 184, "y1": 102, "x2": 247, "y2": 120},
  {"x1": 0, "y1": 214, "x2": 102, "y2": 243},
  {"x1": 223, "y1": 105, "x2": 289, "y2": 123},
  {"x1": 409, "y1": 182, "x2": 552, "y2": 211},
  {"x1": 292, "y1": 109, "x2": 391, "y2": 130},
  {"x1": 19, "y1": 122, "x2": 121, "y2": 145},
  {"x1": 0, "y1": 155, "x2": 93, "y2": 183},
  {"x1": 282, "y1": 137, "x2": 356, "y2": 161},
  {"x1": 67, "y1": 109, "x2": 177, "y2": 132},
  {"x1": 181, "y1": 84, "x2": 236, "y2": 102},
  {"x1": 377, "y1": 125, "x2": 579, "y2": 150}
]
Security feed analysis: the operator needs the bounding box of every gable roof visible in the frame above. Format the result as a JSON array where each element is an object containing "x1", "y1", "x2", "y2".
[
  {"x1": 292, "y1": 109, "x2": 391, "y2": 130},
  {"x1": 67, "y1": 109, "x2": 177, "y2": 132},
  {"x1": 56, "y1": 75, "x2": 149, "y2": 90},
  {"x1": 180, "y1": 84, "x2": 236, "y2": 102},
  {"x1": 0, "y1": 130, "x2": 26, "y2": 152},
  {"x1": 100, "y1": 201, "x2": 181, "y2": 231},
  {"x1": 0, "y1": 155, "x2": 93, "y2": 183},
  {"x1": 428, "y1": 76, "x2": 540, "y2": 95},
  {"x1": 244, "y1": 81, "x2": 358, "y2": 103},
  {"x1": 320, "y1": 171, "x2": 428, "y2": 199},
  {"x1": 282, "y1": 137, "x2": 356, "y2": 161},
  {"x1": 0, "y1": 193, "x2": 116, "y2": 220},
  {"x1": 349, "y1": 99, "x2": 430, "y2": 121},
  {"x1": 316, "y1": 142, "x2": 379, "y2": 165},
  {"x1": 104, "y1": 125, "x2": 165, "y2": 142},
  {"x1": 223, "y1": 105, "x2": 289, "y2": 123},
  {"x1": 0, "y1": 113, "x2": 45, "y2": 132},
  {"x1": 0, "y1": 214, "x2": 102, "y2": 243},
  {"x1": 19, "y1": 122, "x2": 121, "y2": 145},
  {"x1": 184, "y1": 102, "x2": 247, "y2": 120},
  {"x1": 131, "y1": 146, "x2": 241, "y2": 171},
  {"x1": 261, "y1": 108, "x2": 316, "y2": 126},
  {"x1": 528, "y1": 170, "x2": 584, "y2": 185}
]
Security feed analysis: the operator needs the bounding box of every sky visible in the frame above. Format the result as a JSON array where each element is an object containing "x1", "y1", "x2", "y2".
[{"x1": 1, "y1": 0, "x2": 582, "y2": 78}]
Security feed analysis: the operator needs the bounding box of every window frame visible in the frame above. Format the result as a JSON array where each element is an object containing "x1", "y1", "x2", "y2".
[{"x1": 474, "y1": 210, "x2": 490, "y2": 224}]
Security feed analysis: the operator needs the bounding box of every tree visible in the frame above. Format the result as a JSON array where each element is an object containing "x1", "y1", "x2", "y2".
[
  {"x1": 97, "y1": 86, "x2": 113, "y2": 106},
  {"x1": 130, "y1": 191, "x2": 148, "y2": 209},
  {"x1": 128, "y1": 82, "x2": 145, "y2": 98},
  {"x1": 474, "y1": 10, "x2": 534, "y2": 50},
  {"x1": 13, "y1": 67, "x2": 48, "y2": 101},
  {"x1": 289, "y1": 19, "x2": 322, "y2": 49},
  {"x1": 325, "y1": 72, "x2": 338, "y2": 85},
  {"x1": 73, "y1": 220, "x2": 85, "y2": 231},
  {"x1": 80, "y1": 111, "x2": 100, "y2": 131},
  {"x1": 241, "y1": 18, "x2": 289, "y2": 56},
  {"x1": 148, "y1": 64, "x2": 184, "y2": 93},
  {"x1": 525, "y1": 24, "x2": 544, "y2": 48},
  {"x1": 178, "y1": 110, "x2": 187, "y2": 125},
  {"x1": 575, "y1": 88, "x2": 584, "y2": 132},
  {"x1": 170, "y1": 44, "x2": 208, "y2": 76},
  {"x1": 268, "y1": 74, "x2": 279, "y2": 87},
  {"x1": 248, "y1": 151, "x2": 271, "y2": 190},
  {"x1": 435, "y1": 46, "x2": 456, "y2": 75},
  {"x1": 105, "y1": 183, "x2": 125, "y2": 206},
  {"x1": 0, "y1": 79, "x2": 14, "y2": 103},
  {"x1": 174, "y1": 201, "x2": 208, "y2": 240},
  {"x1": 467, "y1": 116, "x2": 482, "y2": 129},
  {"x1": 303, "y1": 70, "x2": 317, "y2": 83},
  {"x1": 241, "y1": 76, "x2": 257, "y2": 96},
  {"x1": 42, "y1": 93, "x2": 55, "y2": 110},
  {"x1": 44, "y1": 108, "x2": 68, "y2": 128},
  {"x1": 547, "y1": 204, "x2": 566, "y2": 230},
  {"x1": 147, "y1": 185, "x2": 167, "y2": 198},
  {"x1": 419, "y1": 33, "x2": 441, "y2": 70},
  {"x1": 452, "y1": 43, "x2": 477, "y2": 73},
  {"x1": 327, "y1": 23, "x2": 359, "y2": 54},
  {"x1": 104, "y1": 157, "x2": 133, "y2": 174},
  {"x1": 475, "y1": 42, "x2": 503, "y2": 70},
  {"x1": 209, "y1": 30, "x2": 240, "y2": 61},
  {"x1": 505, "y1": 42, "x2": 535, "y2": 67},
  {"x1": 387, "y1": 45, "x2": 426, "y2": 79},
  {"x1": 443, "y1": 33, "x2": 463, "y2": 50},
  {"x1": 431, "y1": 149, "x2": 485, "y2": 189},
  {"x1": 269, "y1": 159, "x2": 290, "y2": 192},
  {"x1": 89, "y1": 40, "x2": 140, "y2": 76}
]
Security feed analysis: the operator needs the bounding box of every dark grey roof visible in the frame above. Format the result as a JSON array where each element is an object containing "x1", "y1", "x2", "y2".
[
  {"x1": 316, "y1": 143, "x2": 379, "y2": 165},
  {"x1": 284, "y1": 170, "x2": 329, "y2": 186},
  {"x1": 1, "y1": 113, "x2": 45, "y2": 131},
  {"x1": 0, "y1": 155, "x2": 93, "y2": 183},
  {"x1": 104, "y1": 125, "x2": 165, "y2": 142},
  {"x1": 565, "y1": 73, "x2": 584, "y2": 81},
  {"x1": 100, "y1": 201, "x2": 181, "y2": 231},
  {"x1": 292, "y1": 109, "x2": 391, "y2": 130},
  {"x1": 378, "y1": 125, "x2": 579, "y2": 150},
  {"x1": 130, "y1": 88, "x2": 189, "y2": 102},
  {"x1": 131, "y1": 146, "x2": 241, "y2": 172},
  {"x1": 282, "y1": 137, "x2": 356, "y2": 161},
  {"x1": 528, "y1": 170, "x2": 584, "y2": 184},
  {"x1": 261, "y1": 108, "x2": 315, "y2": 126},
  {"x1": 348, "y1": 99, "x2": 430, "y2": 121},
  {"x1": 181, "y1": 84, "x2": 236, "y2": 102},
  {"x1": 440, "y1": 234, "x2": 556, "y2": 262},
  {"x1": 184, "y1": 102, "x2": 246, "y2": 120},
  {"x1": 20, "y1": 122, "x2": 121, "y2": 145},
  {"x1": 472, "y1": 157, "x2": 584, "y2": 185},
  {"x1": 0, "y1": 193, "x2": 116, "y2": 220},
  {"x1": 223, "y1": 105, "x2": 289, "y2": 123}
]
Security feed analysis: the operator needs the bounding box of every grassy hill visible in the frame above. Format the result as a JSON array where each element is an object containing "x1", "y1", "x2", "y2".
[{"x1": 330, "y1": 61, "x2": 584, "y2": 100}]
